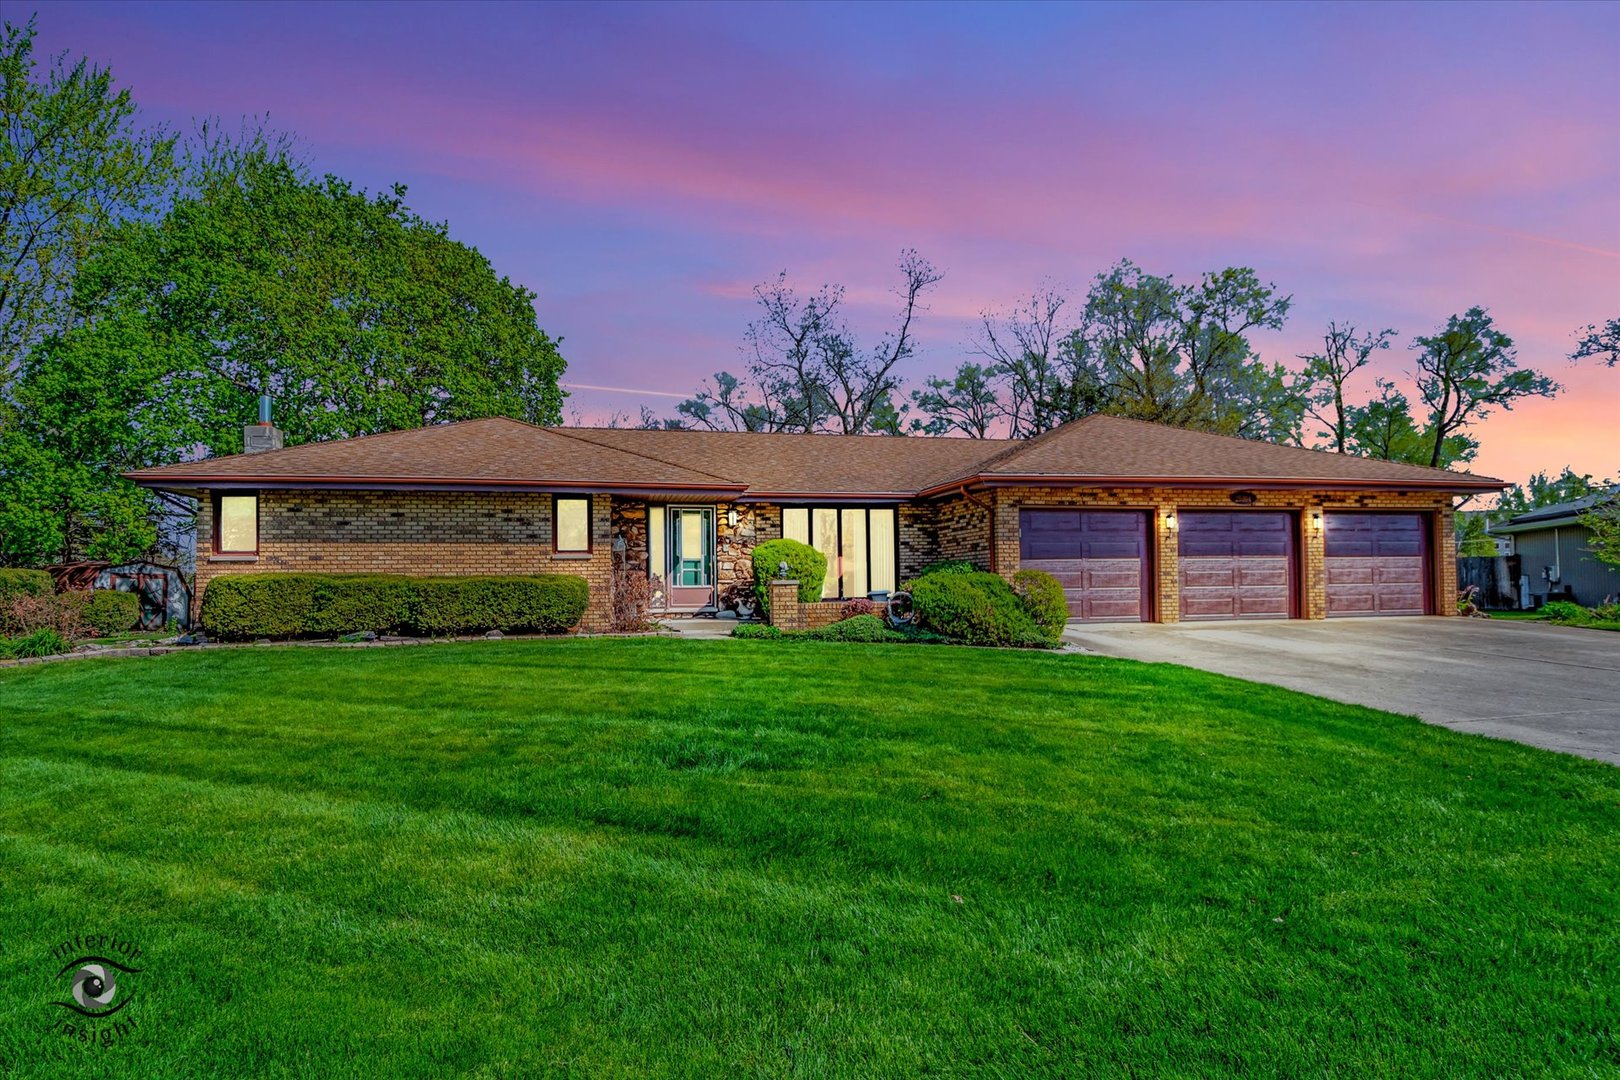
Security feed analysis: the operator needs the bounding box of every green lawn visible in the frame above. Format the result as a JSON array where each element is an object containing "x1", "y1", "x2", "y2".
[{"x1": 1, "y1": 640, "x2": 1615, "y2": 1078}]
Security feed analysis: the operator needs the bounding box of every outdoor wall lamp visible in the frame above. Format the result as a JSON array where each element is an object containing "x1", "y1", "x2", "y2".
[
  {"x1": 1310, "y1": 510, "x2": 1323, "y2": 532},
  {"x1": 727, "y1": 507, "x2": 739, "y2": 528},
  {"x1": 1164, "y1": 511, "x2": 1177, "y2": 532}
]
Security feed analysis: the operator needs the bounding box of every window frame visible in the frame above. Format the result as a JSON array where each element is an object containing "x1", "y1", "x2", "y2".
[
  {"x1": 212, "y1": 491, "x2": 260, "y2": 555},
  {"x1": 779, "y1": 504, "x2": 900, "y2": 600},
  {"x1": 553, "y1": 495, "x2": 593, "y2": 554}
]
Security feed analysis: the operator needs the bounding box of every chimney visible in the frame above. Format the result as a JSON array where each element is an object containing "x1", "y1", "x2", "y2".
[{"x1": 243, "y1": 394, "x2": 284, "y2": 453}]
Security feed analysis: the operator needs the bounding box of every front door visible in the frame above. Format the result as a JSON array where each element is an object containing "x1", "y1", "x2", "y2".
[{"x1": 666, "y1": 506, "x2": 716, "y2": 612}]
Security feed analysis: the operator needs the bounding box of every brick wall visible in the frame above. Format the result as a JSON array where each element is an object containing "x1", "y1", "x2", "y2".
[
  {"x1": 764, "y1": 581, "x2": 847, "y2": 630},
  {"x1": 196, "y1": 490, "x2": 614, "y2": 631},
  {"x1": 988, "y1": 486, "x2": 1457, "y2": 622}
]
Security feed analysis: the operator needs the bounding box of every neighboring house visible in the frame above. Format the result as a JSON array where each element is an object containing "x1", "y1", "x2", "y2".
[
  {"x1": 1490, "y1": 493, "x2": 1620, "y2": 607},
  {"x1": 126, "y1": 413, "x2": 1503, "y2": 631}
]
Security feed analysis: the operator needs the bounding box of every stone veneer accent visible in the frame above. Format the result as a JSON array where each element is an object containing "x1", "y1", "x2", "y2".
[
  {"x1": 986, "y1": 486, "x2": 1457, "y2": 621},
  {"x1": 196, "y1": 490, "x2": 615, "y2": 631}
]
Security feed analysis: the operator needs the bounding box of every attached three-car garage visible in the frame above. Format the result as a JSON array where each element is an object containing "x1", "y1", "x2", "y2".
[{"x1": 1018, "y1": 506, "x2": 1435, "y2": 623}]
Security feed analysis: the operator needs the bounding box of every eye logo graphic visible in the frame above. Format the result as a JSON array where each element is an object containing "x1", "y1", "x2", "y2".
[
  {"x1": 47, "y1": 934, "x2": 144, "y2": 1047},
  {"x1": 58, "y1": 956, "x2": 139, "y2": 1017}
]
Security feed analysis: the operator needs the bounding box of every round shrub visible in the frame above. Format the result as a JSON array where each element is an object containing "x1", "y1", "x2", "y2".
[
  {"x1": 916, "y1": 560, "x2": 976, "y2": 578},
  {"x1": 81, "y1": 589, "x2": 141, "y2": 635},
  {"x1": 1012, "y1": 569, "x2": 1068, "y2": 642},
  {"x1": 752, "y1": 538, "x2": 828, "y2": 613},
  {"x1": 908, "y1": 570, "x2": 1049, "y2": 648}
]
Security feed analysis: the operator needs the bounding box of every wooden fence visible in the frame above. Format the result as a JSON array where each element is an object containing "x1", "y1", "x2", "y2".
[{"x1": 1457, "y1": 555, "x2": 1521, "y2": 610}]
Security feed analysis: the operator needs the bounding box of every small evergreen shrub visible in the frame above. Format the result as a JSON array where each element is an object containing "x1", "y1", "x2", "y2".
[
  {"x1": 751, "y1": 539, "x2": 828, "y2": 614},
  {"x1": 908, "y1": 570, "x2": 1050, "y2": 648},
  {"x1": 1540, "y1": 600, "x2": 1586, "y2": 623},
  {"x1": 81, "y1": 590, "x2": 141, "y2": 635},
  {"x1": 801, "y1": 614, "x2": 891, "y2": 642},
  {"x1": 200, "y1": 574, "x2": 588, "y2": 639},
  {"x1": 1012, "y1": 569, "x2": 1068, "y2": 641},
  {"x1": 731, "y1": 623, "x2": 784, "y2": 640},
  {"x1": 916, "y1": 560, "x2": 976, "y2": 578}
]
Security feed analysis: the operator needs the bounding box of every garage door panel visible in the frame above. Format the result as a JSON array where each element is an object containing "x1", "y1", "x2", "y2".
[
  {"x1": 1177, "y1": 512, "x2": 1295, "y2": 621},
  {"x1": 1324, "y1": 513, "x2": 1429, "y2": 616},
  {"x1": 1020, "y1": 510, "x2": 1148, "y2": 622}
]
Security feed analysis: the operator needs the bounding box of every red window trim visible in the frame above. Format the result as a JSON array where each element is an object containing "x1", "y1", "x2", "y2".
[
  {"x1": 212, "y1": 492, "x2": 260, "y2": 555},
  {"x1": 553, "y1": 495, "x2": 592, "y2": 554}
]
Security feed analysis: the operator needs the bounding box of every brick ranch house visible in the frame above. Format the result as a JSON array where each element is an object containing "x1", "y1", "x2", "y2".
[{"x1": 126, "y1": 413, "x2": 1504, "y2": 632}]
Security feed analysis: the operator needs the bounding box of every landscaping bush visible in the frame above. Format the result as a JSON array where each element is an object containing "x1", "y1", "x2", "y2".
[
  {"x1": 801, "y1": 614, "x2": 892, "y2": 642},
  {"x1": 411, "y1": 575, "x2": 587, "y2": 635},
  {"x1": 81, "y1": 589, "x2": 141, "y2": 635},
  {"x1": 916, "y1": 559, "x2": 976, "y2": 578},
  {"x1": 1540, "y1": 600, "x2": 1586, "y2": 623},
  {"x1": 200, "y1": 573, "x2": 588, "y2": 639},
  {"x1": 6, "y1": 592, "x2": 87, "y2": 641},
  {"x1": 751, "y1": 539, "x2": 828, "y2": 613},
  {"x1": 839, "y1": 598, "x2": 879, "y2": 621},
  {"x1": 1012, "y1": 569, "x2": 1068, "y2": 642},
  {"x1": 0, "y1": 569, "x2": 54, "y2": 634},
  {"x1": 731, "y1": 623, "x2": 784, "y2": 640},
  {"x1": 908, "y1": 570, "x2": 1050, "y2": 648},
  {"x1": 0, "y1": 627, "x2": 70, "y2": 659}
]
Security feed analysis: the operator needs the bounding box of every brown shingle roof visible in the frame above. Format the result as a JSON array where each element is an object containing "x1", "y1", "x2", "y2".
[
  {"x1": 556, "y1": 426, "x2": 1013, "y2": 497},
  {"x1": 126, "y1": 412, "x2": 1504, "y2": 497},
  {"x1": 124, "y1": 417, "x2": 746, "y2": 494},
  {"x1": 919, "y1": 414, "x2": 1504, "y2": 493}
]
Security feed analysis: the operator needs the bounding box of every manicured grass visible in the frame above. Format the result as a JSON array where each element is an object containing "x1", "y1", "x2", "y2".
[{"x1": 1, "y1": 639, "x2": 1615, "y2": 1077}]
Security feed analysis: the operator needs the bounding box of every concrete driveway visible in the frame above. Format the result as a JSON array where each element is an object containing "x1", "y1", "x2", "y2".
[{"x1": 1063, "y1": 617, "x2": 1620, "y2": 765}]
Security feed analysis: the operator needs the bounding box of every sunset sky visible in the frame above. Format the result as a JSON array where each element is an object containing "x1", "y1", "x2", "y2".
[{"x1": 30, "y1": 0, "x2": 1620, "y2": 487}]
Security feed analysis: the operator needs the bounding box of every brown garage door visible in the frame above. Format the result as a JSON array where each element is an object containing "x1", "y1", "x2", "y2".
[
  {"x1": 1177, "y1": 511, "x2": 1295, "y2": 620},
  {"x1": 1325, "y1": 512, "x2": 1429, "y2": 616},
  {"x1": 1019, "y1": 509, "x2": 1149, "y2": 622}
]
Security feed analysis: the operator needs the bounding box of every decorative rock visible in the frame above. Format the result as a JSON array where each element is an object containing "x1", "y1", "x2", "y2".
[{"x1": 484, "y1": 630, "x2": 503, "y2": 639}]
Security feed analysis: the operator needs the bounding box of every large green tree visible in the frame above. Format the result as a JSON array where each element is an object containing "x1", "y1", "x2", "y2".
[
  {"x1": 0, "y1": 17, "x2": 177, "y2": 388},
  {"x1": 0, "y1": 149, "x2": 568, "y2": 565},
  {"x1": 1081, "y1": 261, "x2": 1299, "y2": 441},
  {"x1": 1411, "y1": 307, "x2": 1558, "y2": 468}
]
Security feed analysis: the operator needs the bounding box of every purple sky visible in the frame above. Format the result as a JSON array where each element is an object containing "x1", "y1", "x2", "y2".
[{"x1": 29, "y1": 0, "x2": 1620, "y2": 484}]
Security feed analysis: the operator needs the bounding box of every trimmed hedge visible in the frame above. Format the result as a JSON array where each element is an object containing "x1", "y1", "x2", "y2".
[
  {"x1": 752, "y1": 539, "x2": 828, "y2": 613},
  {"x1": 81, "y1": 590, "x2": 141, "y2": 635},
  {"x1": 1012, "y1": 569, "x2": 1068, "y2": 642},
  {"x1": 412, "y1": 575, "x2": 588, "y2": 636},
  {"x1": 200, "y1": 573, "x2": 588, "y2": 640},
  {"x1": 908, "y1": 570, "x2": 1051, "y2": 648}
]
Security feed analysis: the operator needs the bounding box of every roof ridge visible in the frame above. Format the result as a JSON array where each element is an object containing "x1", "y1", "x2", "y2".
[
  {"x1": 1080, "y1": 413, "x2": 1494, "y2": 483},
  {"x1": 126, "y1": 415, "x2": 524, "y2": 475},
  {"x1": 547, "y1": 426, "x2": 750, "y2": 486},
  {"x1": 918, "y1": 414, "x2": 1103, "y2": 491}
]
